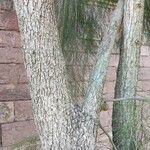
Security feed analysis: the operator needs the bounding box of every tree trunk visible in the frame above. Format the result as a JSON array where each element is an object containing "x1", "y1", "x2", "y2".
[
  {"x1": 112, "y1": 0, "x2": 145, "y2": 150},
  {"x1": 13, "y1": 1, "x2": 73, "y2": 149},
  {"x1": 13, "y1": 0, "x2": 123, "y2": 149}
]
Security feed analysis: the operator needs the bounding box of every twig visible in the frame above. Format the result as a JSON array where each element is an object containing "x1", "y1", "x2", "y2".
[
  {"x1": 105, "y1": 97, "x2": 150, "y2": 102},
  {"x1": 97, "y1": 119, "x2": 117, "y2": 150}
]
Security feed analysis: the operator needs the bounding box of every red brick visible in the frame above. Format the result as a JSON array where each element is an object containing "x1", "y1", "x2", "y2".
[
  {"x1": 0, "y1": 64, "x2": 28, "y2": 84},
  {"x1": 0, "y1": 10, "x2": 19, "y2": 31},
  {"x1": 138, "y1": 81, "x2": 150, "y2": 92},
  {"x1": 0, "y1": 84, "x2": 31, "y2": 101},
  {"x1": 0, "y1": 47, "x2": 23, "y2": 63},
  {"x1": 99, "y1": 109, "x2": 112, "y2": 128},
  {"x1": 1, "y1": 120, "x2": 37, "y2": 146},
  {"x1": 104, "y1": 81, "x2": 115, "y2": 95},
  {"x1": 137, "y1": 91, "x2": 148, "y2": 97},
  {"x1": 17, "y1": 65, "x2": 28, "y2": 83},
  {"x1": 0, "y1": 102, "x2": 14, "y2": 123},
  {"x1": 140, "y1": 56, "x2": 150, "y2": 67},
  {"x1": 103, "y1": 92, "x2": 114, "y2": 100},
  {"x1": 140, "y1": 46, "x2": 150, "y2": 56},
  {"x1": 0, "y1": 31, "x2": 21, "y2": 48},
  {"x1": 139, "y1": 68, "x2": 150, "y2": 80},
  {"x1": 106, "y1": 67, "x2": 116, "y2": 81},
  {"x1": 14, "y1": 101, "x2": 33, "y2": 121},
  {"x1": 109, "y1": 54, "x2": 119, "y2": 67}
]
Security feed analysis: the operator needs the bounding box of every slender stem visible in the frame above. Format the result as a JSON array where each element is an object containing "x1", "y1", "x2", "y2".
[
  {"x1": 105, "y1": 97, "x2": 150, "y2": 102},
  {"x1": 97, "y1": 119, "x2": 118, "y2": 150}
]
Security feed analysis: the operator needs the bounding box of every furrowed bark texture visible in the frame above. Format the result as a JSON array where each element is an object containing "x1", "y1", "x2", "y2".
[
  {"x1": 13, "y1": 1, "x2": 73, "y2": 149},
  {"x1": 112, "y1": 0, "x2": 145, "y2": 150},
  {"x1": 13, "y1": 0, "x2": 124, "y2": 149},
  {"x1": 72, "y1": 0, "x2": 124, "y2": 149}
]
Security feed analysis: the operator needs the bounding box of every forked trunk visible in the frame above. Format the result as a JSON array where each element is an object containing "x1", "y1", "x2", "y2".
[{"x1": 13, "y1": 0, "x2": 124, "y2": 149}]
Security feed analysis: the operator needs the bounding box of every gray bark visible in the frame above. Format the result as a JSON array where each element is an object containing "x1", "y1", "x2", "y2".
[
  {"x1": 13, "y1": 0, "x2": 123, "y2": 149},
  {"x1": 13, "y1": 1, "x2": 73, "y2": 149},
  {"x1": 112, "y1": 0, "x2": 145, "y2": 150}
]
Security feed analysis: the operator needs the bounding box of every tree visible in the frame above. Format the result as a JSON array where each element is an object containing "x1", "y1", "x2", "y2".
[
  {"x1": 12, "y1": 0, "x2": 150, "y2": 149},
  {"x1": 112, "y1": 0, "x2": 145, "y2": 150},
  {"x1": 13, "y1": 0, "x2": 123, "y2": 149},
  {"x1": 13, "y1": 1, "x2": 73, "y2": 149}
]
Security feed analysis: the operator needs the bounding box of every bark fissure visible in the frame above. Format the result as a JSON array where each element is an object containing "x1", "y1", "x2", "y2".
[{"x1": 13, "y1": 1, "x2": 73, "y2": 149}]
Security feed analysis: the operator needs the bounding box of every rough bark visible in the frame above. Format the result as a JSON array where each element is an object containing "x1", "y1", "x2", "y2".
[
  {"x1": 13, "y1": 0, "x2": 124, "y2": 149},
  {"x1": 112, "y1": 0, "x2": 145, "y2": 150},
  {"x1": 13, "y1": 1, "x2": 73, "y2": 149}
]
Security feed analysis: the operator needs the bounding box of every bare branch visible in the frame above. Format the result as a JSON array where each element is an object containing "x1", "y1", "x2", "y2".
[
  {"x1": 105, "y1": 97, "x2": 150, "y2": 102},
  {"x1": 96, "y1": 119, "x2": 118, "y2": 150}
]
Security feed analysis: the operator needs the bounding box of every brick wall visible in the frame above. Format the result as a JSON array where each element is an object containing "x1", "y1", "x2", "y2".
[
  {"x1": 0, "y1": 1, "x2": 150, "y2": 149},
  {"x1": 0, "y1": 2, "x2": 37, "y2": 149}
]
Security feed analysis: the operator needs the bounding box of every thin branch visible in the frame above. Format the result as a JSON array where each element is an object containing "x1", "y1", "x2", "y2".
[
  {"x1": 82, "y1": 0, "x2": 124, "y2": 117},
  {"x1": 97, "y1": 119, "x2": 117, "y2": 150},
  {"x1": 105, "y1": 97, "x2": 150, "y2": 102}
]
